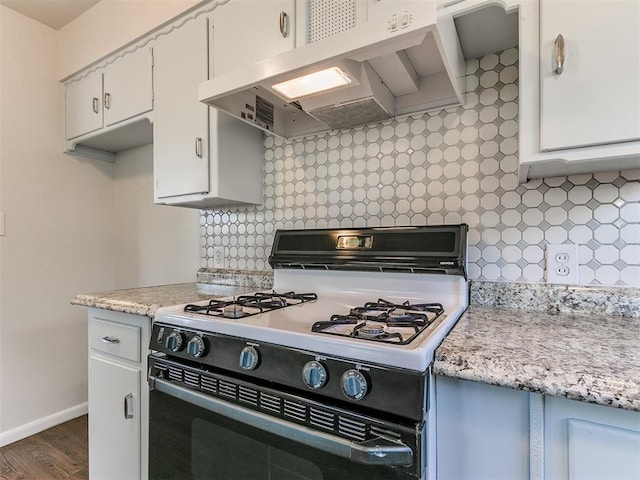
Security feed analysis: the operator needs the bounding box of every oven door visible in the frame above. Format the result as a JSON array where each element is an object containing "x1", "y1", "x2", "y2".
[{"x1": 149, "y1": 378, "x2": 423, "y2": 480}]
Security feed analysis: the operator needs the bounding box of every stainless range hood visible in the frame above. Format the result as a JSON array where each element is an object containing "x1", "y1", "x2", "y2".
[{"x1": 199, "y1": 0, "x2": 465, "y2": 139}]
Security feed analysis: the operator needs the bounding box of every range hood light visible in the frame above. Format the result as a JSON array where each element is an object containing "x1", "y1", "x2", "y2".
[{"x1": 271, "y1": 67, "x2": 352, "y2": 100}]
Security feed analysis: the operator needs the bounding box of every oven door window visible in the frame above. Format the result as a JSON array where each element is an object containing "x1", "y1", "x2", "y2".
[{"x1": 150, "y1": 390, "x2": 418, "y2": 480}]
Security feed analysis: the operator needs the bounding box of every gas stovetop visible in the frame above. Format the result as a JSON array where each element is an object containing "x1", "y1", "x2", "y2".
[
  {"x1": 153, "y1": 225, "x2": 469, "y2": 372},
  {"x1": 151, "y1": 225, "x2": 469, "y2": 425},
  {"x1": 183, "y1": 291, "x2": 318, "y2": 319},
  {"x1": 154, "y1": 269, "x2": 467, "y2": 372}
]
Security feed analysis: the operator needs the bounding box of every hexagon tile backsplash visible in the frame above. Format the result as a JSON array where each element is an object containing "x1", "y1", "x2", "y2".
[{"x1": 200, "y1": 48, "x2": 640, "y2": 287}]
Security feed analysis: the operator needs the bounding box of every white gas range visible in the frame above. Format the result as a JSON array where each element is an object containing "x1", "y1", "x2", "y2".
[{"x1": 148, "y1": 225, "x2": 468, "y2": 480}]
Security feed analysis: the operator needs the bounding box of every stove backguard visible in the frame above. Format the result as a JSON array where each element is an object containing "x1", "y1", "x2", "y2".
[{"x1": 268, "y1": 225, "x2": 468, "y2": 278}]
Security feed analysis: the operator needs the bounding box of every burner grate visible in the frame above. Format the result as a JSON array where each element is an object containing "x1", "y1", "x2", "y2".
[
  {"x1": 311, "y1": 298, "x2": 444, "y2": 345},
  {"x1": 184, "y1": 291, "x2": 317, "y2": 319}
]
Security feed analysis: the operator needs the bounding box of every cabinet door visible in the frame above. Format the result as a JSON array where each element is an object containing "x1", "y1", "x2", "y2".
[
  {"x1": 436, "y1": 376, "x2": 530, "y2": 480},
  {"x1": 212, "y1": 0, "x2": 295, "y2": 77},
  {"x1": 65, "y1": 70, "x2": 103, "y2": 140},
  {"x1": 89, "y1": 356, "x2": 141, "y2": 480},
  {"x1": 540, "y1": 0, "x2": 640, "y2": 151},
  {"x1": 545, "y1": 396, "x2": 640, "y2": 480},
  {"x1": 103, "y1": 47, "x2": 154, "y2": 127},
  {"x1": 153, "y1": 16, "x2": 210, "y2": 199}
]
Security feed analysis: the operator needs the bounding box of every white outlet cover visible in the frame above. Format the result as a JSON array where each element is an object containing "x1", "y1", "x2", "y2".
[
  {"x1": 213, "y1": 246, "x2": 225, "y2": 268},
  {"x1": 546, "y1": 244, "x2": 579, "y2": 285}
]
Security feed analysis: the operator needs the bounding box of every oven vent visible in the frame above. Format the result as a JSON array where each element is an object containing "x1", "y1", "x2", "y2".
[
  {"x1": 183, "y1": 371, "x2": 200, "y2": 389},
  {"x1": 200, "y1": 376, "x2": 218, "y2": 394},
  {"x1": 153, "y1": 361, "x2": 168, "y2": 372},
  {"x1": 309, "y1": 407, "x2": 335, "y2": 431},
  {"x1": 218, "y1": 380, "x2": 237, "y2": 400},
  {"x1": 371, "y1": 425, "x2": 403, "y2": 443},
  {"x1": 283, "y1": 399, "x2": 307, "y2": 422},
  {"x1": 338, "y1": 416, "x2": 367, "y2": 441},
  {"x1": 259, "y1": 392, "x2": 282, "y2": 414},
  {"x1": 238, "y1": 386, "x2": 259, "y2": 406},
  {"x1": 168, "y1": 366, "x2": 183, "y2": 383}
]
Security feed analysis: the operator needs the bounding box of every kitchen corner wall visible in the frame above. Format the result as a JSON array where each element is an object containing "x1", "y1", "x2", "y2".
[{"x1": 200, "y1": 48, "x2": 640, "y2": 287}]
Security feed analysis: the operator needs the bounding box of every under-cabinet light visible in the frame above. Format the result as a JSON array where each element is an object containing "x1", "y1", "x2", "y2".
[{"x1": 272, "y1": 67, "x2": 352, "y2": 100}]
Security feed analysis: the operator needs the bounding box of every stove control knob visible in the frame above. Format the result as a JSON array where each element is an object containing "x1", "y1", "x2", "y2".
[
  {"x1": 186, "y1": 336, "x2": 206, "y2": 358},
  {"x1": 165, "y1": 332, "x2": 184, "y2": 352},
  {"x1": 239, "y1": 346, "x2": 259, "y2": 370},
  {"x1": 341, "y1": 369, "x2": 368, "y2": 401},
  {"x1": 302, "y1": 361, "x2": 327, "y2": 390}
]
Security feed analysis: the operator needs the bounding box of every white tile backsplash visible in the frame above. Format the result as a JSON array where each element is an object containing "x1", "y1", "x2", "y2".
[{"x1": 200, "y1": 48, "x2": 640, "y2": 287}]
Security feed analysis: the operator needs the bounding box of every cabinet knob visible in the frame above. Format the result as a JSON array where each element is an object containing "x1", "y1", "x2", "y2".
[
  {"x1": 101, "y1": 336, "x2": 120, "y2": 344},
  {"x1": 92, "y1": 97, "x2": 99, "y2": 114},
  {"x1": 104, "y1": 92, "x2": 111, "y2": 110},
  {"x1": 554, "y1": 34, "x2": 565, "y2": 75},
  {"x1": 195, "y1": 137, "x2": 203, "y2": 158},
  {"x1": 279, "y1": 11, "x2": 289, "y2": 38}
]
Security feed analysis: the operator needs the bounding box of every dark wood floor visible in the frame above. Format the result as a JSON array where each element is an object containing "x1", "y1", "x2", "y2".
[{"x1": 0, "y1": 415, "x2": 88, "y2": 480}]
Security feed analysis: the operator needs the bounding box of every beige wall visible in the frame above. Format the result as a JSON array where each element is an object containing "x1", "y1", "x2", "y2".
[
  {"x1": 113, "y1": 144, "x2": 200, "y2": 289},
  {"x1": 58, "y1": 0, "x2": 201, "y2": 79},
  {"x1": 0, "y1": 5, "x2": 115, "y2": 442},
  {"x1": 1, "y1": 1, "x2": 201, "y2": 444}
]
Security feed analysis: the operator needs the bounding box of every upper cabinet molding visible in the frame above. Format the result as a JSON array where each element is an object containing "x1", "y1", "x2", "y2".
[{"x1": 62, "y1": 1, "x2": 228, "y2": 161}]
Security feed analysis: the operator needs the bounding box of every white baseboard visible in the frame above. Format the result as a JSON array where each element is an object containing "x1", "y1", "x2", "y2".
[{"x1": 0, "y1": 402, "x2": 88, "y2": 447}]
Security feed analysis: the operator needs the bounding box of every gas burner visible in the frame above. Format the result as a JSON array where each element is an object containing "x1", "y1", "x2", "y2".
[
  {"x1": 184, "y1": 291, "x2": 317, "y2": 319},
  {"x1": 311, "y1": 298, "x2": 445, "y2": 345},
  {"x1": 356, "y1": 323, "x2": 386, "y2": 337},
  {"x1": 222, "y1": 304, "x2": 246, "y2": 319}
]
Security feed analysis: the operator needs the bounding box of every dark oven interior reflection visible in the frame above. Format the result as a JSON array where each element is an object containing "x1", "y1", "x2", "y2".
[{"x1": 150, "y1": 382, "x2": 420, "y2": 480}]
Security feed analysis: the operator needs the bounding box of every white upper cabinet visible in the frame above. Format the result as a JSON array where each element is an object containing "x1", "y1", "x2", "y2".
[
  {"x1": 212, "y1": 0, "x2": 295, "y2": 77},
  {"x1": 153, "y1": 10, "x2": 263, "y2": 208},
  {"x1": 65, "y1": 70, "x2": 103, "y2": 140},
  {"x1": 103, "y1": 47, "x2": 154, "y2": 128},
  {"x1": 153, "y1": 16, "x2": 210, "y2": 199},
  {"x1": 64, "y1": 47, "x2": 154, "y2": 160},
  {"x1": 539, "y1": 0, "x2": 640, "y2": 151},
  {"x1": 518, "y1": 0, "x2": 640, "y2": 181}
]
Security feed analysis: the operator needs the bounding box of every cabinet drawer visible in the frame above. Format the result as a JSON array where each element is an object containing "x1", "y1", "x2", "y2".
[{"x1": 90, "y1": 318, "x2": 141, "y2": 362}]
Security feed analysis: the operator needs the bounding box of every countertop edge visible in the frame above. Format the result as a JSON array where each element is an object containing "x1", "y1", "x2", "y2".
[
  {"x1": 434, "y1": 305, "x2": 640, "y2": 413},
  {"x1": 433, "y1": 357, "x2": 640, "y2": 412}
]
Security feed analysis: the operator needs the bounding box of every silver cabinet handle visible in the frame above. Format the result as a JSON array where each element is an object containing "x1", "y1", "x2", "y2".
[
  {"x1": 279, "y1": 11, "x2": 289, "y2": 38},
  {"x1": 124, "y1": 393, "x2": 134, "y2": 419},
  {"x1": 195, "y1": 137, "x2": 203, "y2": 158},
  {"x1": 101, "y1": 336, "x2": 120, "y2": 344},
  {"x1": 92, "y1": 97, "x2": 99, "y2": 114},
  {"x1": 152, "y1": 377, "x2": 413, "y2": 466},
  {"x1": 104, "y1": 92, "x2": 111, "y2": 109},
  {"x1": 554, "y1": 34, "x2": 565, "y2": 75}
]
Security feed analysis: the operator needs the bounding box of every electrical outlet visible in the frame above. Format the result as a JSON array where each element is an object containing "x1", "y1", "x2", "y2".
[
  {"x1": 546, "y1": 244, "x2": 579, "y2": 285},
  {"x1": 213, "y1": 246, "x2": 226, "y2": 269}
]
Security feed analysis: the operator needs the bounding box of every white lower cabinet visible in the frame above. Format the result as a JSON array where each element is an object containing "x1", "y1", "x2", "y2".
[
  {"x1": 436, "y1": 376, "x2": 640, "y2": 480},
  {"x1": 436, "y1": 376, "x2": 530, "y2": 479},
  {"x1": 545, "y1": 396, "x2": 640, "y2": 480},
  {"x1": 88, "y1": 309, "x2": 150, "y2": 480}
]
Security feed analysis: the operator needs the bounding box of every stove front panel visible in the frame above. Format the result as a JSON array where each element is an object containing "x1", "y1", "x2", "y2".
[{"x1": 151, "y1": 323, "x2": 427, "y2": 421}]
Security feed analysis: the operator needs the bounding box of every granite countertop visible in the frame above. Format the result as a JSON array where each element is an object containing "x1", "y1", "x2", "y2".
[
  {"x1": 434, "y1": 305, "x2": 640, "y2": 412},
  {"x1": 71, "y1": 282, "x2": 255, "y2": 318}
]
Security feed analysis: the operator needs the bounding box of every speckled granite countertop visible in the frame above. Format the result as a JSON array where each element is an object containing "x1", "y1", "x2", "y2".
[
  {"x1": 71, "y1": 283, "x2": 254, "y2": 318},
  {"x1": 434, "y1": 306, "x2": 640, "y2": 412}
]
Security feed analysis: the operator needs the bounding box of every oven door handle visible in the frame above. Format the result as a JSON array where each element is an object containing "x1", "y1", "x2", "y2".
[{"x1": 151, "y1": 377, "x2": 414, "y2": 466}]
